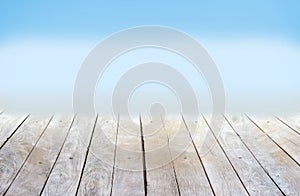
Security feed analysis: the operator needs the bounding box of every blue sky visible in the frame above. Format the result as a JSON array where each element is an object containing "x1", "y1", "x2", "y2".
[
  {"x1": 1, "y1": 0, "x2": 299, "y2": 41},
  {"x1": 0, "y1": 1, "x2": 300, "y2": 114}
]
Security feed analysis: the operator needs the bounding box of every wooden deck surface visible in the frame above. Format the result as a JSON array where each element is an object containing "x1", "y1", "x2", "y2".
[{"x1": 0, "y1": 112, "x2": 299, "y2": 195}]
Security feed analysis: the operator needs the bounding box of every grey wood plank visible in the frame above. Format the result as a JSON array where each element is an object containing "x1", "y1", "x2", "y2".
[
  {"x1": 185, "y1": 116, "x2": 248, "y2": 196},
  {"x1": 202, "y1": 115, "x2": 283, "y2": 195},
  {"x1": 5, "y1": 116, "x2": 73, "y2": 195},
  {"x1": 275, "y1": 114, "x2": 300, "y2": 135},
  {"x1": 0, "y1": 113, "x2": 29, "y2": 149},
  {"x1": 248, "y1": 115, "x2": 300, "y2": 165},
  {"x1": 41, "y1": 116, "x2": 97, "y2": 196},
  {"x1": 142, "y1": 117, "x2": 180, "y2": 196},
  {"x1": 111, "y1": 117, "x2": 145, "y2": 196},
  {"x1": 77, "y1": 116, "x2": 118, "y2": 195},
  {"x1": 164, "y1": 118, "x2": 214, "y2": 196},
  {"x1": 0, "y1": 115, "x2": 52, "y2": 195},
  {"x1": 226, "y1": 114, "x2": 300, "y2": 195}
]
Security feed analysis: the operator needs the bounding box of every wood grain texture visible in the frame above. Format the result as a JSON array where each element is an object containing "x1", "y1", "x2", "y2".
[
  {"x1": 0, "y1": 114, "x2": 299, "y2": 195},
  {"x1": 185, "y1": 116, "x2": 248, "y2": 196},
  {"x1": 226, "y1": 114, "x2": 300, "y2": 195},
  {"x1": 164, "y1": 118, "x2": 214, "y2": 195},
  {"x1": 204, "y1": 115, "x2": 282, "y2": 195},
  {"x1": 0, "y1": 115, "x2": 51, "y2": 195},
  {"x1": 142, "y1": 117, "x2": 180, "y2": 196},
  {"x1": 77, "y1": 116, "x2": 118, "y2": 195},
  {"x1": 41, "y1": 116, "x2": 97, "y2": 196},
  {"x1": 0, "y1": 113, "x2": 29, "y2": 148},
  {"x1": 111, "y1": 118, "x2": 145, "y2": 196},
  {"x1": 248, "y1": 115, "x2": 300, "y2": 165},
  {"x1": 5, "y1": 116, "x2": 73, "y2": 195}
]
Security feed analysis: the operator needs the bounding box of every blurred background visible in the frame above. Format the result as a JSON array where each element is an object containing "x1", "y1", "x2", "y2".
[{"x1": 0, "y1": 0, "x2": 299, "y2": 115}]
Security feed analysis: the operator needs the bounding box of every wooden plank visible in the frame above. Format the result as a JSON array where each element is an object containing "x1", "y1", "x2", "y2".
[
  {"x1": 0, "y1": 113, "x2": 29, "y2": 149},
  {"x1": 275, "y1": 114, "x2": 300, "y2": 135},
  {"x1": 202, "y1": 115, "x2": 282, "y2": 195},
  {"x1": 41, "y1": 116, "x2": 97, "y2": 196},
  {"x1": 142, "y1": 117, "x2": 180, "y2": 196},
  {"x1": 248, "y1": 115, "x2": 300, "y2": 165},
  {"x1": 185, "y1": 115, "x2": 248, "y2": 195},
  {"x1": 111, "y1": 117, "x2": 145, "y2": 195},
  {"x1": 5, "y1": 116, "x2": 73, "y2": 195},
  {"x1": 77, "y1": 116, "x2": 118, "y2": 195},
  {"x1": 0, "y1": 115, "x2": 52, "y2": 195},
  {"x1": 226, "y1": 114, "x2": 300, "y2": 195},
  {"x1": 164, "y1": 118, "x2": 214, "y2": 195}
]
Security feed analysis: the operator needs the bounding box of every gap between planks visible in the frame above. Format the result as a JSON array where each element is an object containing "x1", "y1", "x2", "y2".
[
  {"x1": 0, "y1": 114, "x2": 300, "y2": 195},
  {"x1": 226, "y1": 114, "x2": 300, "y2": 195}
]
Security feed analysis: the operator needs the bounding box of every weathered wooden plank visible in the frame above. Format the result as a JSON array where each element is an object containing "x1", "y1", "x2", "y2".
[
  {"x1": 41, "y1": 116, "x2": 97, "y2": 196},
  {"x1": 0, "y1": 112, "x2": 29, "y2": 149},
  {"x1": 111, "y1": 117, "x2": 145, "y2": 196},
  {"x1": 142, "y1": 117, "x2": 180, "y2": 196},
  {"x1": 226, "y1": 114, "x2": 300, "y2": 195},
  {"x1": 185, "y1": 115, "x2": 248, "y2": 195},
  {"x1": 275, "y1": 114, "x2": 300, "y2": 135},
  {"x1": 248, "y1": 115, "x2": 300, "y2": 165},
  {"x1": 164, "y1": 118, "x2": 214, "y2": 195},
  {"x1": 77, "y1": 116, "x2": 118, "y2": 195},
  {"x1": 5, "y1": 116, "x2": 73, "y2": 195},
  {"x1": 202, "y1": 115, "x2": 283, "y2": 195},
  {"x1": 0, "y1": 115, "x2": 52, "y2": 195}
]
